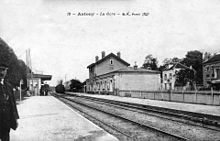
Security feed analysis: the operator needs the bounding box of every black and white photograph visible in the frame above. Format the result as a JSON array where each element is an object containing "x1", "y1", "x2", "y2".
[{"x1": 0, "y1": 0, "x2": 220, "y2": 140}]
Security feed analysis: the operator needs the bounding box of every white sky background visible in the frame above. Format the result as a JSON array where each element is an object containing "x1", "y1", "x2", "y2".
[{"x1": 0, "y1": 0, "x2": 220, "y2": 86}]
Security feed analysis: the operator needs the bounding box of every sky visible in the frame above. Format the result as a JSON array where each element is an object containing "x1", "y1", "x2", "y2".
[{"x1": 0, "y1": 0, "x2": 220, "y2": 86}]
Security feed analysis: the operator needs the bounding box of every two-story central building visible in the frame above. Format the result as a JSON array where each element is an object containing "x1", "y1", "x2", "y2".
[{"x1": 86, "y1": 51, "x2": 161, "y2": 95}]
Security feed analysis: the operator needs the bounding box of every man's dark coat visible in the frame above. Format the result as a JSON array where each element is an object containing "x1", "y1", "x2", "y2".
[{"x1": 0, "y1": 81, "x2": 19, "y2": 131}]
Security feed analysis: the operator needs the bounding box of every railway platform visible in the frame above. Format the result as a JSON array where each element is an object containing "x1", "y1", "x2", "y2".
[
  {"x1": 10, "y1": 96, "x2": 119, "y2": 141},
  {"x1": 68, "y1": 92, "x2": 220, "y2": 117}
]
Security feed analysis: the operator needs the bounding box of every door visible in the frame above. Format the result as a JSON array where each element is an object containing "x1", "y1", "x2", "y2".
[{"x1": 110, "y1": 80, "x2": 113, "y2": 92}]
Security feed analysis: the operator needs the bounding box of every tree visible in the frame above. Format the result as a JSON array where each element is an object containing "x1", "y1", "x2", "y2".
[
  {"x1": 7, "y1": 59, "x2": 27, "y2": 88},
  {"x1": 142, "y1": 54, "x2": 158, "y2": 70},
  {"x1": 159, "y1": 57, "x2": 182, "y2": 71},
  {"x1": 69, "y1": 79, "x2": 83, "y2": 92},
  {"x1": 162, "y1": 57, "x2": 182, "y2": 66},
  {"x1": 175, "y1": 69, "x2": 194, "y2": 87},
  {"x1": 175, "y1": 50, "x2": 203, "y2": 88},
  {"x1": 17, "y1": 59, "x2": 28, "y2": 89},
  {"x1": 0, "y1": 38, "x2": 27, "y2": 88},
  {"x1": 182, "y1": 50, "x2": 203, "y2": 84},
  {"x1": 203, "y1": 52, "x2": 212, "y2": 62}
]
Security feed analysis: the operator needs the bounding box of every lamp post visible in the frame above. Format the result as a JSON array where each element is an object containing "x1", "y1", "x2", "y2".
[{"x1": 20, "y1": 79, "x2": 23, "y2": 101}]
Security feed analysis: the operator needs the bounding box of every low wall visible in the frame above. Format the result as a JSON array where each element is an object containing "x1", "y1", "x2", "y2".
[{"x1": 119, "y1": 90, "x2": 220, "y2": 105}]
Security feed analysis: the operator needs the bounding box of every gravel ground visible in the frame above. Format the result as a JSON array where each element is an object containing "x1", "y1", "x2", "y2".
[
  {"x1": 60, "y1": 96, "x2": 181, "y2": 141},
  {"x1": 69, "y1": 96, "x2": 220, "y2": 141}
]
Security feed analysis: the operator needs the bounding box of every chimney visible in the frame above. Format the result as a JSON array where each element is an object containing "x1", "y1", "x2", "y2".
[
  {"x1": 134, "y1": 61, "x2": 138, "y2": 70},
  {"x1": 95, "y1": 56, "x2": 99, "y2": 62},
  {"x1": 117, "y1": 52, "x2": 121, "y2": 58},
  {"x1": 101, "y1": 51, "x2": 105, "y2": 58}
]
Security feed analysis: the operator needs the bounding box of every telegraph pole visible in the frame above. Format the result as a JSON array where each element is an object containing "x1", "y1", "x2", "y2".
[
  {"x1": 65, "y1": 74, "x2": 67, "y2": 82},
  {"x1": 26, "y1": 49, "x2": 33, "y2": 95}
]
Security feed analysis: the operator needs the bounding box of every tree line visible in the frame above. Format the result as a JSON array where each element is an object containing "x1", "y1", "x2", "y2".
[
  {"x1": 0, "y1": 38, "x2": 28, "y2": 89},
  {"x1": 142, "y1": 50, "x2": 213, "y2": 88}
]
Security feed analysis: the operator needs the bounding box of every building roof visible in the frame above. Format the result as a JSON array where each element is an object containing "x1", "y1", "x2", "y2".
[
  {"x1": 114, "y1": 67, "x2": 160, "y2": 74},
  {"x1": 96, "y1": 67, "x2": 160, "y2": 78},
  {"x1": 203, "y1": 54, "x2": 220, "y2": 65},
  {"x1": 163, "y1": 62, "x2": 191, "y2": 71},
  {"x1": 87, "y1": 53, "x2": 130, "y2": 68}
]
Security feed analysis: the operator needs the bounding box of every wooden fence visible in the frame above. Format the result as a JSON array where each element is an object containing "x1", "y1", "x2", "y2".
[{"x1": 119, "y1": 90, "x2": 220, "y2": 105}]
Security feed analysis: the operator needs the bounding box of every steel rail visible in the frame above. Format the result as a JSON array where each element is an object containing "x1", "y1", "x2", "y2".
[
  {"x1": 65, "y1": 93, "x2": 220, "y2": 128},
  {"x1": 69, "y1": 93, "x2": 220, "y2": 131},
  {"x1": 69, "y1": 94, "x2": 220, "y2": 132},
  {"x1": 53, "y1": 94, "x2": 134, "y2": 139},
  {"x1": 54, "y1": 93, "x2": 189, "y2": 141}
]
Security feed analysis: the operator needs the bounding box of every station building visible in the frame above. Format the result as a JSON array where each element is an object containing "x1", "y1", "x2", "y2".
[
  {"x1": 203, "y1": 54, "x2": 220, "y2": 89},
  {"x1": 86, "y1": 51, "x2": 161, "y2": 95}
]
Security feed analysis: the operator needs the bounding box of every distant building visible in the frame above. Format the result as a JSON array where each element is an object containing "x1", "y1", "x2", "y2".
[
  {"x1": 86, "y1": 51, "x2": 161, "y2": 95},
  {"x1": 203, "y1": 54, "x2": 220, "y2": 89},
  {"x1": 27, "y1": 73, "x2": 52, "y2": 95},
  {"x1": 162, "y1": 62, "x2": 191, "y2": 90}
]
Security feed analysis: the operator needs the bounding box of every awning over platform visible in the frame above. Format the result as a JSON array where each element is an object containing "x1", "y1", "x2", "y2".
[{"x1": 27, "y1": 73, "x2": 52, "y2": 81}]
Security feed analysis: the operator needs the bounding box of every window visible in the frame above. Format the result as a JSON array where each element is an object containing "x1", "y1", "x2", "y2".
[
  {"x1": 106, "y1": 82, "x2": 109, "y2": 90},
  {"x1": 206, "y1": 66, "x2": 210, "y2": 71},
  {"x1": 100, "y1": 81, "x2": 103, "y2": 90},
  {"x1": 212, "y1": 73, "x2": 215, "y2": 77},
  {"x1": 110, "y1": 59, "x2": 113, "y2": 65},
  {"x1": 109, "y1": 59, "x2": 114, "y2": 70},
  {"x1": 96, "y1": 82, "x2": 100, "y2": 90},
  {"x1": 175, "y1": 70, "x2": 178, "y2": 74},
  {"x1": 169, "y1": 73, "x2": 172, "y2": 79},
  {"x1": 164, "y1": 74, "x2": 167, "y2": 81},
  {"x1": 217, "y1": 69, "x2": 220, "y2": 79}
]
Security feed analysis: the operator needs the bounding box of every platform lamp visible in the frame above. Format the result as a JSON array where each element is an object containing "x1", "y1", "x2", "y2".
[{"x1": 20, "y1": 79, "x2": 24, "y2": 101}]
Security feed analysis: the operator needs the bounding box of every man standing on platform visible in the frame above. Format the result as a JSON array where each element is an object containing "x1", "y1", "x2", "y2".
[{"x1": 0, "y1": 65, "x2": 19, "y2": 141}]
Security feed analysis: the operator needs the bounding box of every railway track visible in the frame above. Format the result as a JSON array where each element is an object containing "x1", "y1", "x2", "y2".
[
  {"x1": 65, "y1": 92, "x2": 220, "y2": 131},
  {"x1": 57, "y1": 96, "x2": 133, "y2": 140},
  {"x1": 53, "y1": 93, "x2": 189, "y2": 141}
]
